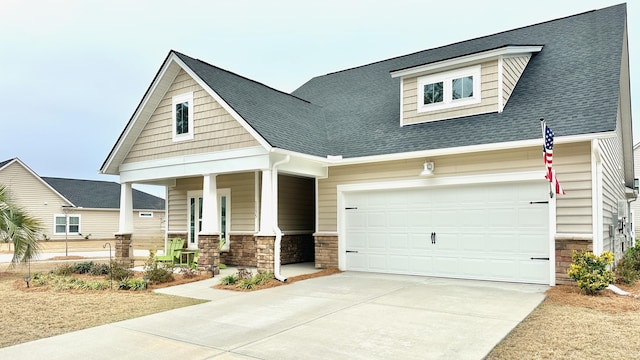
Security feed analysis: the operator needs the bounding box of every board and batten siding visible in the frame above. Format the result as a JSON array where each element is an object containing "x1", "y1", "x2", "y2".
[
  {"x1": 123, "y1": 69, "x2": 260, "y2": 164},
  {"x1": 317, "y1": 143, "x2": 592, "y2": 234},
  {"x1": 167, "y1": 173, "x2": 256, "y2": 233},
  {"x1": 502, "y1": 55, "x2": 530, "y2": 105},
  {"x1": 599, "y1": 114, "x2": 628, "y2": 259},
  {"x1": 278, "y1": 175, "x2": 315, "y2": 232},
  {"x1": 402, "y1": 60, "x2": 499, "y2": 125}
]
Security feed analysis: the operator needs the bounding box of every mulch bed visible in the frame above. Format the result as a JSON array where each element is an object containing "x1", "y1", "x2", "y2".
[{"x1": 213, "y1": 267, "x2": 342, "y2": 292}]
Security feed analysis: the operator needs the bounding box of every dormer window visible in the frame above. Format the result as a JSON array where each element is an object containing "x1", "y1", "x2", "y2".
[
  {"x1": 172, "y1": 92, "x2": 194, "y2": 142},
  {"x1": 417, "y1": 65, "x2": 481, "y2": 113}
]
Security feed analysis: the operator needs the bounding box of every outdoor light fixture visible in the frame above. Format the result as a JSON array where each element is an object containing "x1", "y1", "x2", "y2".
[{"x1": 420, "y1": 161, "x2": 435, "y2": 177}]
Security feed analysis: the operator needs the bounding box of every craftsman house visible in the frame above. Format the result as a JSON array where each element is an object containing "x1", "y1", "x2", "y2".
[
  {"x1": 0, "y1": 158, "x2": 165, "y2": 242},
  {"x1": 101, "y1": 4, "x2": 634, "y2": 285}
]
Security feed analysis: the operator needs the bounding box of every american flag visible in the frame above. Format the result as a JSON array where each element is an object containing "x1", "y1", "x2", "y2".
[{"x1": 542, "y1": 121, "x2": 565, "y2": 195}]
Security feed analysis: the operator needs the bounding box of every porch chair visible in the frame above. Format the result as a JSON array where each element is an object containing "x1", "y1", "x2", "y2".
[{"x1": 156, "y1": 238, "x2": 184, "y2": 264}]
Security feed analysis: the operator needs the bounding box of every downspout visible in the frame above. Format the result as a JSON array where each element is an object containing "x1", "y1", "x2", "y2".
[{"x1": 272, "y1": 155, "x2": 290, "y2": 282}]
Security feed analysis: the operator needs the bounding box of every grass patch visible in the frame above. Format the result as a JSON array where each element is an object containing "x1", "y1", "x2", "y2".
[
  {"x1": 486, "y1": 283, "x2": 640, "y2": 359},
  {"x1": 0, "y1": 268, "x2": 207, "y2": 348}
]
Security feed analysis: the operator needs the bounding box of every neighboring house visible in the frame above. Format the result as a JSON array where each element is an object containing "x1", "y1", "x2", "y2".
[
  {"x1": 100, "y1": 4, "x2": 634, "y2": 285},
  {"x1": 0, "y1": 158, "x2": 165, "y2": 242}
]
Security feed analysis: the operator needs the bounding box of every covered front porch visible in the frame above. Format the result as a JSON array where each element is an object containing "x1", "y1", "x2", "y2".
[{"x1": 113, "y1": 150, "x2": 325, "y2": 279}]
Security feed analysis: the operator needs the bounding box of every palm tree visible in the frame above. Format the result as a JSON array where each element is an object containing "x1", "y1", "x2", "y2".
[{"x1": 0, "y1": 185, "x2": 42, "y2": 264}]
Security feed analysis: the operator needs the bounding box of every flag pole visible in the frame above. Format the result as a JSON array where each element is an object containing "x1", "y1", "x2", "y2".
[{"x1": 541, "y1": 118, "x2": 553, "y2": 199}]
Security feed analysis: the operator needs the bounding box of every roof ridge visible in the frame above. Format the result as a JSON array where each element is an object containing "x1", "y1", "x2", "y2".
[
  {"x1": 173, "y1": 51, "x2": 322, "y2": 108},
  {"x1": 319, "y1": 7, "x2": 604, "y2": 78}
]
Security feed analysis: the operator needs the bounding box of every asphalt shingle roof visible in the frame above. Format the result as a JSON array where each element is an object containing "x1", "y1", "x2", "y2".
[
  {"x1": 42, "y1": 177, "x2": 165, "y2": 210},
  {"x1": 174, "y1": 53, "x2": 331, "y2": 156},
  {"x1": 0, "y1": 158, "x2": 14, "y2": 169},
  {"x1": 174, "y1": 4, "x2": 625, "y2": 159},
  {"x1": 290, "y1": 4, "x2": 626, "y2": 158}
]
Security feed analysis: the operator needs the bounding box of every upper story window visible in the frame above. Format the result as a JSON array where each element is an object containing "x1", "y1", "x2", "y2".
[
  {"x1": 172, "y1": 92, "x2": 194, "y2": 142},
  {"x1": 417, "y1": 65, "x2": 481, "y2": 113}
]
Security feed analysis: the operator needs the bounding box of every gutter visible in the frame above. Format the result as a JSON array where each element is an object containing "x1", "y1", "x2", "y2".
[{"x1": 272, "y1": 155, "x2": 290, "y2": 282}]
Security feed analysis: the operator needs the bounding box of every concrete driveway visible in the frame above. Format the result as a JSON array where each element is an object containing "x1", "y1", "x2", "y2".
[{"x1": 0, "y1": 271, "x2": 547, "y2": 359}]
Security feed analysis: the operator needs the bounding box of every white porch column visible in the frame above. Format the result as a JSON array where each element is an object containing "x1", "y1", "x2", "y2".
[
  {"x1": 118, "y1": 182, "x2": 133, "y2": 234},
  {"x1": 200, "y1": 174, "x2": 219, "y2": 234},
  {"x1": 258, "y1": 169, "x2": 275, "y2": 235}
]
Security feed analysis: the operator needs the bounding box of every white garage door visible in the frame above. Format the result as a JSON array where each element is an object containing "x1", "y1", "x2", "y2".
[{"x1": 344, "y1": 181, "x2": 550, "y2": 284}]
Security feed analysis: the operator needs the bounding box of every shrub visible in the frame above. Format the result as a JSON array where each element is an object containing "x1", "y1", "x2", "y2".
[
  {"x1": 52, "y1": 263, "x2": 74, "y2": 276},
  {"x1": 73, "y1": 261, "x2": 94, "y2": 274},
  {"x1": 144, "y1": 266, "x2": 174, "y2": 284},
  {"x1": 220, "y1": 274, "x2": 238, "y2": 285},
  {"x1": 89, "y1": 263, "x2": 110, "y2": 276},
  {"x1": 236, "y1": 272, "x2": 274, "y2": 290},
  {"x1": 118, "y1": 278, "x2": 147, "y2": 291},
  {"x1": 616, "y1": 245, "x2": 640, "y2": 284},
  {"x1": 219, "y1": 263, "x2": 227, "y2": 270},
  {"x1": 179, "y1": 267, "x2": 197, "y2": 279},
  {"x1": 567, "y1": 250, "x2": 615, "y2": 295},
  {"x1": 110, "y1": 262, "x2": 133, "y2": 281}
]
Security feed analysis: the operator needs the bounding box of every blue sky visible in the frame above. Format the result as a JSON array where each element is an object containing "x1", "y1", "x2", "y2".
[{"x1": 0, "y1": 0, "x2": 637, "y2": 198}]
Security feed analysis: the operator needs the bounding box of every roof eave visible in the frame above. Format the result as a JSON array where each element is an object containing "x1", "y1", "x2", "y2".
[{"x1": 389, "y1": 45, "x2": 544, "y2": 78}]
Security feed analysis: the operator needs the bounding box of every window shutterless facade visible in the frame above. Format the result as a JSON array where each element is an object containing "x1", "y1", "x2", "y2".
[
  {"x1": 54, "y1": 214, "x2": 80, "y2": 235},
  {"x1": 417, "y1": 65, "x2": 481, "y2": 113},
  {"x1": 172, "y1": 92, "x2": 194, "y2": 142}
]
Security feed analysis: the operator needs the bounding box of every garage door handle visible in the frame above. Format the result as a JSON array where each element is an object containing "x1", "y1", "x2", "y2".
[
  {"x1": 530, "y1": 257, "x2": 549, "y2": 260},
  {"x1": 431, "y1": 232, "x2": 436, "y2": 244},
  {"x1": 346, "y1": 250, "x2": 359, "y2": 253}
]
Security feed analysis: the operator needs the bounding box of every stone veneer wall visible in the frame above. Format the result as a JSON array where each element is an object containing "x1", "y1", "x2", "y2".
[
  {"x1": 555, "y1": 238, "x2": 592, "y2": 285},
  {"x1": 220, "y1": 235, "x2": 257, "y2": 267},
  {"x1": 314, "y1": 235, "x2": 338, "y2": 269},
  {"x1": 281, "y1": 234, "x2": 314, "y2": 264}
]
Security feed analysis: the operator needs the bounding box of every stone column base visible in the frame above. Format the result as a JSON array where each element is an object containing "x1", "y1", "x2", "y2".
[
  {"x1": 314, "y1": 235, "x2": 338, "y2": 269},
  {"x1": 115, "y1": 233, "x2": 134, "y2": 268},
  {"x1": 256, "y1": 236, "x2": 275, "y2": 273},
  {"x1": 198, "y1": 234, "x2": 220, "y2": 276}
]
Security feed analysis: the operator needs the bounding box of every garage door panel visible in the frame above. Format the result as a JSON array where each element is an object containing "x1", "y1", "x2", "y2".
[
  {"x1": 430, "y1": 210, "x2": 457, "y2": 226},
  {"x1": 367, "y1": 233, "x2": 387, "y2": 250},
  {"x1": 388, "y1": 255, "x2": 410, "y2": 272},
  {"x1": 344, "y1": 180, "x2": 550, "y2": 284},
  {"x1": 459, "y1": 209, "x2": 488, "y2": 226},
  {"x1": 367, "y1": 212, "x2": 387, "y2": 228},
  {"x1": 409, "y1": 256, "x2": 433, "y2": 273},
  {"x1": 388, "y1": 234, "x2": 410, "y2": 250},
  {"x1": 346, "y1": 253, "x2": 367, "y2": 271},
  {"x1": 387, "y1": 211, "x2": 409, "y2": 228},
  {"x1": 520, "y1": 261, "x2": 549, "y2": 281},
  {"x1": 367, "y1": 254, "x2": 387, "y2": 271}
]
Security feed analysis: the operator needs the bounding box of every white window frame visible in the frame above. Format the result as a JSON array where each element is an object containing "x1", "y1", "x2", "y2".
[
  {"x1": 139, "y1": 212, "x2": 154, "y2": 218},
  {"x1": 53, "y1": 214, "x2": 81, "y2": 235},
  {"x1": 172, "y1": 92, "x2": 194, "y2": 142},
  {"x1": 417, "y1": 65, "x2": 481, "y2": 113}
]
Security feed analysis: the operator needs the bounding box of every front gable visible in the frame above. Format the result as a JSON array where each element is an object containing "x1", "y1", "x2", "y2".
[
  {"x1": 123, "y1": 69, "x2": 261, "y2": 164},
  {"x1": 101, "y1": 52, "x2": 272, "y2": 176}
]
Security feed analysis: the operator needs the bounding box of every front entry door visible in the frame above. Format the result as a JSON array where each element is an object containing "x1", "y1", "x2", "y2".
[{"x1": 187, "y1": 189, "x2": 230, "y2": 249}]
